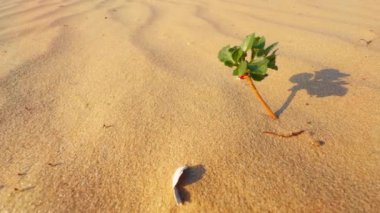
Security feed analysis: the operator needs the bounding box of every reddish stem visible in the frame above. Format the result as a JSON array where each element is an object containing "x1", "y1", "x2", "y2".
[{"x1": 245, "y1": 77, "x2": 278, "y2": 120}]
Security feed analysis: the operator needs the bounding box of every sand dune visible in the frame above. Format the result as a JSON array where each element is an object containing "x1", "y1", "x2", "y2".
[{"x1": 0, "y1": 0, "x2": 379, "y2": 211}]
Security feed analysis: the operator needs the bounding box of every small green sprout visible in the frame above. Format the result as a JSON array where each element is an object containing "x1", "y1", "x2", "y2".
[{"x1": 218, "y1": 33, "x2": 279, "y2": 119}]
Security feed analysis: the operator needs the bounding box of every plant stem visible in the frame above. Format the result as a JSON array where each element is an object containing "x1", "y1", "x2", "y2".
[{"x1": 245, "y1": 76, "x2": 278, "y2": 120}]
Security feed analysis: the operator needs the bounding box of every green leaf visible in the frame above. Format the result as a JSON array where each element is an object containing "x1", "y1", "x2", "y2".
[
  {"x1": 253, "y1": 36, "x2": 266, "y2": 49},
  {"x1": 224, "y1": 60, "x2": 235, "y2": 67},
  {"x1": 241, "y1": 34, "x2": 255, "y2": 52},
  {"x1": 267, "y1": 58, "x2": 277, "y2": 70},
  {"x1": 217, "y1": 33, "x2": 279, "y2": 81},
  {"x1": 266, "y1": 50, "x2": 278, "y2": 70},
  {"x1": 264, "y1": 42, "x2": 278, "y2": 55},
  {"x1": 251, "y1": 73, "x2": 268, "y2": 81},
  {"x1": 257, "y1": 42, "x2": 278, "y2": 57},
  {"x1": 235, "y1": 60, "x2": 248, "y2": 76},
  {"x1": 218, "y1": 45, "x2": 234, "y2": 65},
  {"x1": 232, "y1": 47, "x2": 244, "y2": 63},
  {"x1": 248, "y1": 58, "x2": 269, "y2": 75},
  {"x1": 232, "y1": 68, "x2": 239, "y2": 76}
]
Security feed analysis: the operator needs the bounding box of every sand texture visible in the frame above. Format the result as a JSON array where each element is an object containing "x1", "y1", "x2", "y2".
[{"x1": 1, "y1": 0, "x2": 380, "y2": 211}]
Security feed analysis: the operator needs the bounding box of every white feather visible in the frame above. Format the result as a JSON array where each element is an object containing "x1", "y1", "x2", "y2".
[
  {"x1": 172, "y1": 166, "x2": 188, "y2": 188},
  {"x1": 174, "y1": 187, "x2": 182, "y2": 205},
  {"x1": 172, "y1": 165, "x2": 188, "y2": 205}
]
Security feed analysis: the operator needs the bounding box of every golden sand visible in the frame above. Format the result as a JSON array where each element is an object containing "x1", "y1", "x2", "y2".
[{"x1": 0, "y1": 0, "x2": 379, "y2": 211}]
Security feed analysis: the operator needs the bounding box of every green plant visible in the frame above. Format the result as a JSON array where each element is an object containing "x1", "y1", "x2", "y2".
[{"x1": 218, "y1": 33, "x2": 279, "y2": 119}]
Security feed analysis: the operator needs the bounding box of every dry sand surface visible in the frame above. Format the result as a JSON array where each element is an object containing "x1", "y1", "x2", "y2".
[{"x1": 1, "y1": 0, "x2": 380, "y2": 211}]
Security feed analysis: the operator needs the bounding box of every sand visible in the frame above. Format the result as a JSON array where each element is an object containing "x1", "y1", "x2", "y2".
[{"x1": 0, "y1": 0, "x2": 379, "y2": 211}]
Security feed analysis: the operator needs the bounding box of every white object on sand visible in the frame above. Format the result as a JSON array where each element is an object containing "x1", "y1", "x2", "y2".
[{"x1": 172, "y1": 165, "x2": 188, "y2": 205}]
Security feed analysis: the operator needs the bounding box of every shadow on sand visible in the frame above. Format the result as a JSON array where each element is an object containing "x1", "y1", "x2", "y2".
[
  {"x1": 176, "y1": 165, "x2": 205, "y2": 203},
  {"x1": 276, "y1": 69, "x2": 350, "y2": 116}
]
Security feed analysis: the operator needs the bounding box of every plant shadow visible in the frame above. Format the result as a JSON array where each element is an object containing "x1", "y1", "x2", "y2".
[
  {"x1": 176, "y1": 164, "x2": 206, "y2": 204},
  {"x1": 276, "y1": 69, "x2": 350, "y2": 116}
]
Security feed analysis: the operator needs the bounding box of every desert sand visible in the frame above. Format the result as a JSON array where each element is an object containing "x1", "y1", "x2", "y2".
[{"x1": 0, "y1": 0, "x2": 379, "y2": 211}]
